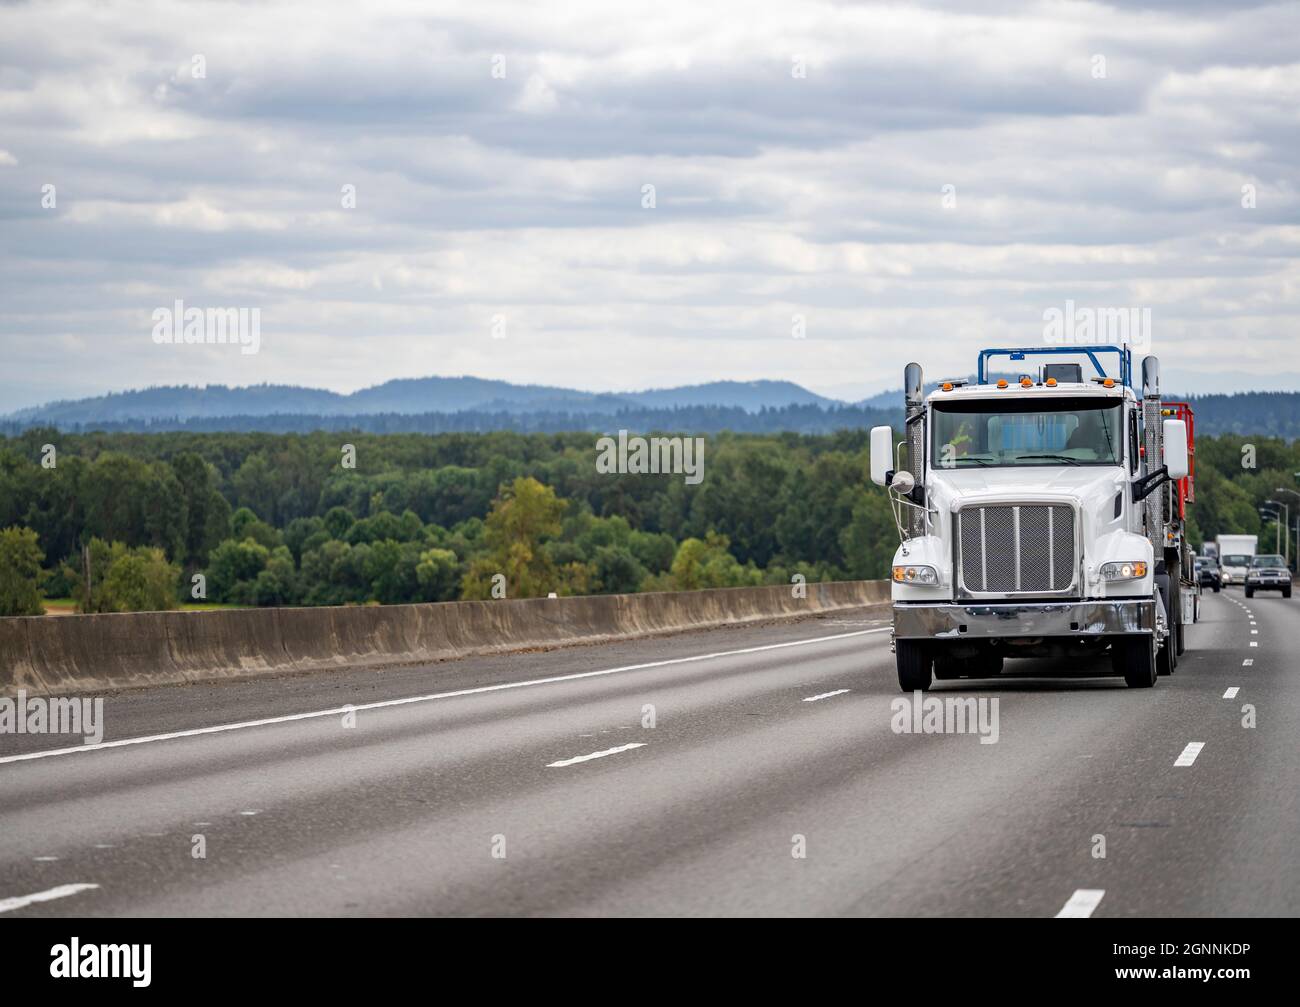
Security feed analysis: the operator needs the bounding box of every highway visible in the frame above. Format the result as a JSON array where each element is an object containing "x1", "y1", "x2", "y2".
[{"x1": 1, "y1": 589, "x2": 1296, "y2": 917}]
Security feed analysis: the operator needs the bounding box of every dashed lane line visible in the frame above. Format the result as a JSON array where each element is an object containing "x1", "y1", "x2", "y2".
[
  {"x1": 0, "y1": 627, "x2": 890, "y2": 767},
  {"x1": 1055, "y1": 889, "x2": 1105, "y2": 918},
  {"x1": 547, "y1": 743, "x2": 645, "y2": 768},
  {"x1": 1175, "y1": 742, "x2": 1205, "y2": 767}
]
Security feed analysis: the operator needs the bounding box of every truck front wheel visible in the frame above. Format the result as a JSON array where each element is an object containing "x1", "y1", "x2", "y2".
[
  {"x1": 1114, "y1": 634, "x2": 1157, "y2": 688},
  {"x1": 896, "y1": 639, "x2": 933, "y2": 692}
]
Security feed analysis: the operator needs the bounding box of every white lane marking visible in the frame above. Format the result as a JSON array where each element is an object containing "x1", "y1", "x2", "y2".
[
  {"x1": 32, "y1": 856, "x2": 59, "y2": 862},
  {"x1": 1055, "y1": 889, "x2": 1105, "y2": 918},
  {"x1": 1223, "y1": 687, "x2": 1239, "y2": 699},
  {"x1": 1243, "y1": 659, "x2": 1254, "y2": 666},
  {"x1": 1250, "y1": 629, "x2": 1258, "y2": 634},
  {"x1": 803, "y1": 689, "x2": 850, "y2": 703},
  {"x1": 1175, "y1": 742, "x2": 1205, "y2": 767},
  {"x1": 0, "y1": 627, "x2": 889, "y2": 767},
  {"x1": 547, "y1": 742, "x2": 645, "y2": 768},
  {"x1": 1250, "y1": 642, "x2": 1258, "y2": 647},
  {"x1": 0, "y1": 882, "x2": 100, "y2": 915}
]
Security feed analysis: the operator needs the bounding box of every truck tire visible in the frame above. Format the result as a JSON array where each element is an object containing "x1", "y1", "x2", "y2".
[
  {"x1": 1114, "y1": 634, "x2": 1157, "y2": 688},
  {"x1": 1157, "y1": 631, "x2": 1176, "y2": 676},
  {"x1": 1156, "y1": 578, "x2": 1177, "y2": 676},
  {"x1": 1285, "y1": 586, "x2": 1292, "y2": 599},
  {"x1": 896, "y1": 639, "x2": 933, "y2": 692},
  {"x1": 933, "y1": 654, "x2": 959, "y2": 680}
]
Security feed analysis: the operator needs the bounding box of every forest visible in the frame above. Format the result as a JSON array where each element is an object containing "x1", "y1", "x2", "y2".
[{"x1": 1, "y1": 427, "x2": 1297, "y2": 615}]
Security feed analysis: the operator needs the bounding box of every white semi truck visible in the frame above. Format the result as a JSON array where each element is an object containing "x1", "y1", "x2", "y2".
[
  {"x1": 870, "y1": 346, "x2": 1194, "y2": 690},
  {"x1": 1215, "y1": 534, "x2": 1258, "y2": 587}
]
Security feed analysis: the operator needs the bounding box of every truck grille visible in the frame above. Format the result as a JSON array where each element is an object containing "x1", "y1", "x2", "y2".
[{"x1": 957, "y1": 504, "x2": 1076, "y2": 595}]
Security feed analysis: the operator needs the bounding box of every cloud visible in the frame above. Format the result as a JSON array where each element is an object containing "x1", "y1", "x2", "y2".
[{"x1": 0, "y1": 0, "x2": 1297, "y2": 410}]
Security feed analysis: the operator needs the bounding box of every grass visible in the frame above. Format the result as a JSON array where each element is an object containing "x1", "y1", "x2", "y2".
[{"x1": 40, "y1": 597, "x2": 248, "y2": 615}]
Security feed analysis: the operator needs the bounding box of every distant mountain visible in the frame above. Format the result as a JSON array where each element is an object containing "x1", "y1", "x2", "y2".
[
  {"x1": 627, "y1": 380, "x2": 838, "y2": 411},
  {"x1": 4, "y1": 376, "x2": 1298, "y2": 438},
  {"x1": 3, "y1": 376, "x2": 844, "y2": 427}
]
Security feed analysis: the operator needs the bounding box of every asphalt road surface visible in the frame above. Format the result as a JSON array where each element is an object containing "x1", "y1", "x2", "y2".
[{"x1": 1, "y1": 589, "x2": 1296, "y2": 917}]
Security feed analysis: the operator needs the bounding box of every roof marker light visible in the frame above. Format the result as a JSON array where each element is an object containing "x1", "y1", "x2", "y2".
[
  {"x1": 942, "y1": 382, "x2": 954, "y2": 392},
  {"x1": 1045, "y1": 377, "x2": 1058, "y2": 387},
  {"x1": 1020, "y1": 377, "x2": 1033, "y2": 388},
  {"x1": 997, "y1": 379, "x2": 1009, "y2": 389},
  {"x1": 1103, "y1": 378, "x2": 1115, "y2": 388}
]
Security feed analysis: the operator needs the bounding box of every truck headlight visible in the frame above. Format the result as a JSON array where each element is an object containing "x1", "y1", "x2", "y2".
[
  {"x1": 892, "y1": 564, "x2": 938, "y2": 585},
  {"x1": 1100, "y1": 560, "x2": 1148, "y2": 581}
]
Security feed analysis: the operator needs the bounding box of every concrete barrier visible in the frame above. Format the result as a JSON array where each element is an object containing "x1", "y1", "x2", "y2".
[{"x1": 0, "y1": 580, "x2": 890, "y2": 697}]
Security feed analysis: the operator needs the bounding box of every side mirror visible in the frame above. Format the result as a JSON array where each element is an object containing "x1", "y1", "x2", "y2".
[
  {"x1": 870, "y1": 426, "x2": 894, "y2": 486},
  {"x1": 1163, "y1": 419, "x2": 1188, "y2": 480}
]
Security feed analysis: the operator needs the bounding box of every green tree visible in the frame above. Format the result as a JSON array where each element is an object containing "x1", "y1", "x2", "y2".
[
  {"x1": 103, "y1": 546, "x2": 179, "y2": 611},
  {"x1": 461, "y1": 477, "x2": 564, "y2": 599},
  {"x1": 0, "y1": 526, "x2": 44, "y2": 616},
  {"x1": 651, "y1": 532, "x2": 762, "y2": 591},
  {"x1": 72, "y1": 538, "x2": 179, "y2": 612},
  {"x1": 172, "y1": 451, "x2": 230, "y2": 566},
  {"x1": 207, "y1": 538, "x2": 271, "y2": 602},
  {"x1": 592, "y1": 545, "x2": 647, "y2": 595},
  {"x1": 416, "y1": 547, "x2": 461, "y2": 602},
  {"x1": 839, "y1": 491, "x2": 897, "y2": 580}
]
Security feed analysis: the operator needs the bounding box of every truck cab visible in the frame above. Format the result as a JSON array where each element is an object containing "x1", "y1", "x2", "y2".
[{"x1": 871, "y1": 346, "x2": 1191, "y2": 691}]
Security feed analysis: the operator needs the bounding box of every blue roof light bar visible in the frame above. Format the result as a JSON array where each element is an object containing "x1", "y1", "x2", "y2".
[{"x1": 977, "y1": 345, "x2": 1133, "y2": 389}]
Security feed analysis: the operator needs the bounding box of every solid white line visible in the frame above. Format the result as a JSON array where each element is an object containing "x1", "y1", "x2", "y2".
[
  {"x1": 1175, "y1": 742, "x2": 1205, "y2": 767},
  {"x1": 1223, "y1": 687, "x2": 1239, "y2": 699},
  {"x1": 0, "y1": 883, "x2": 99, "y2": 915},
  {"x1": 0, "y1": 627, "x2": 889, "y2": 767},
  {"x1": 1055, "y1": 889, "x2": 1105, "y2": 918},
  {"x1": 803, "y1": 689, "x2": 850, "y2": 703},
  {"x1": 546, "y1": 742, "x2": 645, "y2": 768}
]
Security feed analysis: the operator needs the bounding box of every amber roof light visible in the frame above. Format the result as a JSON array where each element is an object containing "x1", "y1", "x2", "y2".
[
  {"x1": 1046, "y1": 377, "x2": 1058, "y2": 387},
  {"x1": 997, "y1": 378, "x2": 1009, "y2": 389}
]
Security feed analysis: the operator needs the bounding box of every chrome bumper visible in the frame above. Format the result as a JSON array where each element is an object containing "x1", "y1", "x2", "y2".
[{"x1": 893, "y1": 599, "x2": 1155, "y2": 640}]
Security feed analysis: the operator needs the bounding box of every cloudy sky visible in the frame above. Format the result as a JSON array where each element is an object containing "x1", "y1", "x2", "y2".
[{"x1": 1, "y1": 0, "x2": 1297, "y2": 411}]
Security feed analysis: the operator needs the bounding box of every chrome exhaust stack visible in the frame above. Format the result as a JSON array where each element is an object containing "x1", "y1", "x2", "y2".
[{"x1": 904, "y1": 362, "x2": 926, "y2": 537}]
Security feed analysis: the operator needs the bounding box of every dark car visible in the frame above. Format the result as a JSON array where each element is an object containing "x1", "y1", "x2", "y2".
[
  {"x1": 1245, "y1": 555, "x2": 1292, "y2": 599},
  {"x1": 1195, "y1": 557, "x2": 1221, "y2": 592}
]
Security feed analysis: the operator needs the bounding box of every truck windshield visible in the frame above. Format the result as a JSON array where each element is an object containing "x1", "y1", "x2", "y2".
[
  {"x1": 1222, "y1": 555, "x2": 1251, "y2": 566},
  {"x1": 932, "y1": 397, "x2": 1122, "y2": 468}
]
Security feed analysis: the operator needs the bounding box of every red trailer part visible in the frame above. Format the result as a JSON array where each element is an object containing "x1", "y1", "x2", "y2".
[{"x1": 1161, "y1": 402, "x2": 1195, "y2": 516}]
